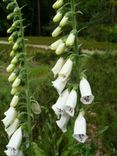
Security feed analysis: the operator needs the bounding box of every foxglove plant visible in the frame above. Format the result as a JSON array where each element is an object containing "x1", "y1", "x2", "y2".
[
  {"x1": 2, "y1": 0, "x2": 34, "y2": 155},
  {"x1": 51, "y1": 0, "x2": 94, "y2": 143}
]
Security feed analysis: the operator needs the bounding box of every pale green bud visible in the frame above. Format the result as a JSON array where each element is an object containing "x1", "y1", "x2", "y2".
[
  {"x1": 11, "y1": 56, "x2": 18, "y2": 64},
  {"x1": 53, "y1": 12, "x2": 62, "y2": 23},
  {"x1": 8, "y1": 72, "x2": 17, "y2": 82},
  {"x1": 52, "y1": 0, "x2": 64, "y2": 9},
  {"x1": 55, "y1": 42, "x2": 66, "y2": 55},
  {"x1": 66, "y1": 32, "x2": 76, "y2": 47},
  {"x1": 50, "y1": 39, "x2": 63, "y2": 50},
  {"x1": 6, "y1": 64, "x2": 15, "y2": 73},
  {"x1": 10, "y1": 95, "x2": 19, "y2": 107},
  {"x1": 60, "y1": 16, "x2": 69, "y2": 27},
  {"x1": 12, "y1": 77, "x2": 21, "y2": 88},
  {"x1": 52, "y1": 26, "x2": 62, "y2": 37}
]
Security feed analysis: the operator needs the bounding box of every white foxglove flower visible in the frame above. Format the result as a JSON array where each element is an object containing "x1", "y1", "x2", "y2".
[
  {"x1": 50, "y1": 39, "x2": 63, "y2": 51},
  {"x1": 52, "y1": 89, "x2": 69, "y2": 117},
  {"x1": 11, "y1": 56, "x2": 18, "y2": 64},
  {"x1": 52, "y1": 26, "x2": 62, "y2": 37},
  {"x1": 55, "y1": 42, "x2": 66, "y2": 55},
  {"x1": 6, "y1": 64, "x2": 15, "y2": 73},
  {"x1": 2, "y1": 107, "x2": 17, "y2": 128},
  {"x1": 59, "y1": 58, "x2": 73, "y2": 80},
  {"x1": 56, "y1": 113, "x2": 70, "y2": 133},
  {"x1": 7, "y1": 127, "x2": 22, "y2": 155},
  {"x1": 73, "y1": 112, "x2": 88, "y2": 143},
  {"x1": 12, "y1": 77, "x2": 21, "y2": 88},
  {"x1": 60, "y1": 15, "x2": 69, "y2": 27},
  {"x1": 66, "y1": 32, "x2": 76, "y2": 47},
  {"x1": 4, "y1": 107, "x2": 15, "y2": 116},
  {"x1": 64, "y1": 89, "x2": 77, "y2": 117},
  {"x1": 51, "y1": 57, "x2": 65, "y2": 77},
  {"x1": 10, "y1": 95, "x2": 19, "y2": 107},
  {"x1": 5, "y1": 118, "x2": 19, "y2": 138},
  {"x1": 53, "y1": 11, "x2": 62, "y2": 23},
  {"x1": 52, "y1": 0, "x2": 64, "y2": 9},
  {"x1": 52, "y1": 76, "x2": 68, "y2": 94},
  {"x1": 80, "y1": 77, "x2": 94, "y2": 104},
  {"x1": 8, "y1": 72, "x2": 17, "y2": 82}
]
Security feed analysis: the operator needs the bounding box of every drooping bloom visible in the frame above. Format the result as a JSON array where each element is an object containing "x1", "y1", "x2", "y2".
[
  {"x1": 51, "y1": 57, "x2": 65, "y2": 77},
  {"x1": 73, "y1": 112, "x2": 88, "y2": 143},
  {"x1": 80, "y1": 77, "x2": 94, "y2": 104},
  {"x1": 66, "y1": 32, "x2": 76, "y2": 47},
  {"x1": 60, "y1": 14, "x2": 69, "y2": 27},
  {"x1": 52, "y1": 76, "x2": 68, "y2": 94},
  {"x1": 59, "y1": 58, "x2": 73, "y2": 81},
  {"x1": 52, "y1": 0, "x2": 64, "y2": 9},
  {"x1": 56, "y1": 113, "x2": 70, "y2": 133},
  {"x1": 11, "y1": 56, "x2": 18, "y2": 64},
  {"x1": 2, "y1": 107, "x2": 17, "y2": 128},
  {"x1": 64, "y1": 89, "x2": 77, "y2": 117},
  {"x1": 53, "y1": 11, "x2": 63, "y2": 23},
  {"x1": 7, "y1": 127, "x2": 22, "y2": 155},
  {"x1": 52, "y1": 26, "x2": 62, "y2": 37},
  {"x1": 50, "y1": 39, "x2": 63, "y2": 51},
  {"x1": 10, "y1": 95, "x2": 19, "y2": 107},
  {"x1": 52, "y1": 89, "x2": 69, "y2": 117},
  {"x1": 5, "y1": 118, "x2": 19, "y2": 138}
]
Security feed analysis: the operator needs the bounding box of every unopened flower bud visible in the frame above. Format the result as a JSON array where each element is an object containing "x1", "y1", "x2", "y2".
[
  {"x1": 8, "y1": 72, "x2": 17, "y2": 82},
  {"x1": 11, "y1": 87, "x2": 18, "y2": 95},
  {"x1": 6, "y1": 64, "x2": 15, "y2": 73},
  {"x1": 55, "y1": 42, "x2": 65, "y2": 55},
  {"x1": 60, "y1": 15, "x2": 69, "y2": 27},
  {"x1": 52, "y1": 26, "x2": 62, "y2": 37},
  {"x1": 50, "y1": 39, "x2": 63, "y2": 51},
  {"x1": 10, "y1": 95, "x2": 19, "y2": 107},
  {"x1": 7, "y1": 12, "x2": 15, "y2": 20},
  {"x1": 66, "y1": 32, "x2": 76, "y2": 47},
  {"x1": 52, "y1": 0, "x2": 64, "y2": 9},
  {"x1": 10, "y1": 50, "x2": 15, "y2": 57},
  {"x1": 12, "y1": 77, "x2": 21, "y2": 88},
  {"x1": 53, "y1": 11, "x2": 62, "y2": 23},
  {"x1": 6, "y1": 2, "x2": 16, "y2": 10},
  {"x1": 11, "y1": 56, "x2": 18, "y2": 64}
]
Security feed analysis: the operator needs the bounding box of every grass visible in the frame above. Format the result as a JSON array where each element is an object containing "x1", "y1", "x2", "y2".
[
  {"x1": 0, "y1": 43, "x2": 117, "y2": 155},
  {"x1": 0, "y1": 36, "x2": 117, "y2": 51}
]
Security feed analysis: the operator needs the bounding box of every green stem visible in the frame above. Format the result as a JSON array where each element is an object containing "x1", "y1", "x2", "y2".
[
  {"x1": 16, "y1": 3, "x2": 32, "y2": 156},
  {"x1": 70, "y1": 0, "x2": 81, "y2": 111}
]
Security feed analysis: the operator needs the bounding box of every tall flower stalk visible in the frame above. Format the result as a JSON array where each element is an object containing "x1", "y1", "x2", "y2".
[
  {"x1": 51, "y1": 0, "x2": 94, "y2": 143},
  {"x1": 2, "y1": 0, "x2": 32, "y2": 155}
]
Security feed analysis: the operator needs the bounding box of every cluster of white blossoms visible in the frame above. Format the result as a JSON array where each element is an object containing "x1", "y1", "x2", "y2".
[
  {"x1": 2, "y1": 0, "x2": 25, "y2": 155},
  {"x1": 51, "y1": 0, "x2": 94, "y2": 143}
]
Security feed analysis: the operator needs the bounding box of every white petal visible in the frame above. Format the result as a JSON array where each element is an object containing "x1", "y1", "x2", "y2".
[
  {"x1": 64, "y1": 89, "x2": 77, "y2": 116},
  {"x1": 52, "y1": 89, "x2": 69, "y2": 117},
  {"x1": 5, "y1": 118, "x2": 19, "y2": 138},
  {"x1": 2, "y1": 107, "x2": 17, "y2": 128},
  {"x1": 51, "y1": 57, "x2": 65, "y2": 77},
  {"x1": 56, "y1": 113, "x2": 70, "y2": 133},
  {"x1": 80, "y1": 77, "x2": 94, "y2": 104},
  {"x1": 59, "y1": 58, "x2": 73, "y2": 80},
  {"x1": 73, "y1": 112, "x2": 88, "y2": 143},
  {"x1": 52, "y1": 76, "x2": 68, "y2": 94},
  {"x1": 7, "y1": 127, "x2": 22, "y2": 150}
]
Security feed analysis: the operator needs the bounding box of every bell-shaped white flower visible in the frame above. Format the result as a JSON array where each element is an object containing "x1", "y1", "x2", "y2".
[
  {"x1": 52, "y1": 76, "x2": 68, "y2": 94},
  {"x1": 52, "y1": 26, "x2": 62, "y2": 37},
  {"x1": 8, "y1": 72, "x2": 17, "y2": 82},
  {"x1": 60, "y1": 15, "x2": 69, "y2": 27},
  {"x1": 56, "y1": 113, "x2": 70, "y2": 133},
  {"x1": 7, "y1": 127, "x2": 22, "y2": 153},
  {"x1": 12, "y1": 77, "x2": 21, "y2": 88},
  {"x1": 10, "y1": 95, "x2": 19, "y2": 107},
  {"x1": 64, "y1": 89, "x2": 77, "y2": 117},
  {"x1": 50, "y1": 39, "x2": 63, "y2": 51},
  {"x1": 51, "y1": 57, "x2": 65, "y2": 77},
  {"x1": 5, "y1": 118, "x2": 19, "y2": 138},
  {"x1": 55, "y1": 42, "x2": 66, "y2": 55},
  {"x1": 2, "y1": 107, "x2": 17, "y2": 128},
  {"x1": 66, "y1": 32, "x2": 76, "y2": 47},
  {"x1": 52, "y1": 89, "x2": 69, "y2": 117},
  {"x1": 53, "y1": 11, "x2": 62, "y2": 23},
  {"x1": 80, "y1": 77, "x2": 94, "y2": 104},
  {"x1": 59, "y1": 58, "x2": 73, "y2": 80},
  {"x1": 6, "y1": 64, "x2": 15, "y2": 73},
  {"x1": 73, "y1": 112, "x2": 88, "y2": 143},
  {"x1": 52, "y1": 0, "x2": 64, "y2": 9}
]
